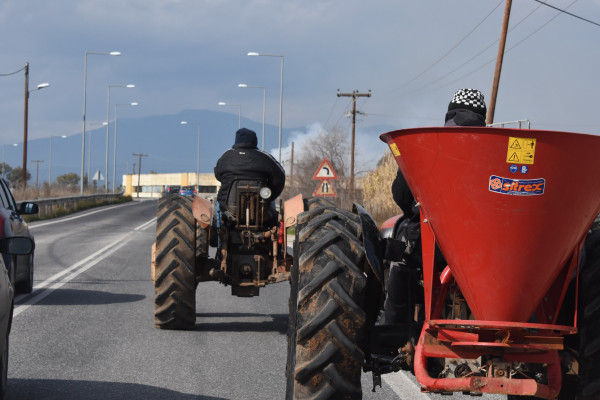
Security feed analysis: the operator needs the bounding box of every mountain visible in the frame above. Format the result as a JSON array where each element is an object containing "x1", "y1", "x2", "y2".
[
  {"x1": 15, "y1": 110, "x2": 292, "y2": 187},
  {"x1": 9, "y1": 109, "x2": 395, "y2": 188}
]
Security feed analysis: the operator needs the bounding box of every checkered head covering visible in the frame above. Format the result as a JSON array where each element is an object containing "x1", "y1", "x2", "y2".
[{"x1": 448, "y1": 88, "x2": 487, "y2": 118}]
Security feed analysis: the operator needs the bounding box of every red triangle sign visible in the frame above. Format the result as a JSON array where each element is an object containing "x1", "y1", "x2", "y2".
[
  {"x1": 313, "y1": 180, "x2": 337, "y2": 197},
  {"x1": 312, "y1": 157, "x2": 338, "y2": 180}
]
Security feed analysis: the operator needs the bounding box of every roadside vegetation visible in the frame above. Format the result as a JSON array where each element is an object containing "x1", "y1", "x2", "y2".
[
  {"x1": 1, "y1": 162, "x2": 132, "y2": 222},
  {"x1": 281, "y1": 127, "x2": 401, "y2": 226}
]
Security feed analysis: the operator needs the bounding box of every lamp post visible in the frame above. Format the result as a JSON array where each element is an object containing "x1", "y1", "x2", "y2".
[
  {"x1": 218, "y1": 102, "x2": 242, "y2": 129},
  {"x1": 81, "y1": 51, "x2": 121, "y2": 194},
  {"x1": 87, "y1": 122, "x2": 108, "y2": 186},
  {"x1": 248, "y1": 52, "x2": 284, "y2": 162},
  {"x1": 180, "y1": 121, "x2": 201, "y2": 188},
  {"x1": 23, "y1": 61, "x2": 50, "y2": 188},
  {"x1": 1, "y1": 143, "x2": 18, "y2": 178},
  {"x1": 113, "y1": 102, "x2": 138, "y2": 192},
  {"x1": 49, "y1": 135, "x2": 67, "y2": 184},
  {"x1": 106, "y1": 84, "x2": 135, "y2": 192},
  {"x1": 238, "y1": 84, "x2": 266, "y2": 150}
]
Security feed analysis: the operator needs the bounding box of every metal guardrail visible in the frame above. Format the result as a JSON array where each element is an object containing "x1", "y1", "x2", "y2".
[{"x1": 24, "y1": 192, "x2": 125, "y2": 218}]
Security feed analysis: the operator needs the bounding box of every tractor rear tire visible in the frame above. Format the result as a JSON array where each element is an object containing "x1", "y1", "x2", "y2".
[
  {"x1": 154, "y1": 195, "x2": 197, "y2": 330},
  {"x1": 305, "y1": 197, "x2": 335, "y2": 210},
  {"x1": 575, "y1": 229, "x2": 600, "y2": 399},
  {"x1": 286, "y1": 207, "x2": 367, "y2": 399}
]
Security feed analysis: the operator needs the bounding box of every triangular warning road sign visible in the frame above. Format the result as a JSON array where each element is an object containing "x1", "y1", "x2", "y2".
[
  {"x1": 313, "y1": 180, "x2": 337, "y2": 197},
  {"x1": 92, "y1": 170, "x2": 104, "y2": 181},
  {"x1": 312, "y1": 157, "x2": 338, "y2": 180}
]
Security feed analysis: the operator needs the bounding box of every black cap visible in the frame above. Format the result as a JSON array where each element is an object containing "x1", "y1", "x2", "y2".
[
  {"x1": 448, "y1": 88, "x2": 487, "y2": 118},
  {"x1": 234, "y1": 128, "x2": 258, "y2": 147}
]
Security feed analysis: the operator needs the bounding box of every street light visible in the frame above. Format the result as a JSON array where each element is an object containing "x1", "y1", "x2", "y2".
[
  {"x1": 113, "y1": 102, "x2": 138, "y2": 192},
  {"x1": 106, "y1": 84, "x2": 135, "y2": 192},
  {"x1": 49, "y1": 135, "x2": 67, "y2": 184},
  {"x1": 218, "y1": 102, "x2": 242, "y2": 129},
  {"x1": 88, "y1": 122, "x2": 108, "y2": 186},
  {"x1": 1, "y1": 143, "x2": 18, "y2": 178},
  {"x1": 238, "y1": 84, "x2": 266, "y2": 150},
  {"x1": 180, "y1": 121, "x2": 200, "y2": 188},
  {"x1": 23, "y1": 60, "x2": 50, "y2": 188},
  {"x1": 81, "y1": 50, "x2": 121, "y2": 194},
  {"x1": 248, "y1": 52, "x2": 284, "y2": 162}
]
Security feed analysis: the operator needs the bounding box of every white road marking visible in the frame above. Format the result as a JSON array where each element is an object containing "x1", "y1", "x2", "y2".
[
  {"x1": 135, "y1": 217, "x2": 157, "y2": 231},
  {"x1": 28, "y1": 202, "x2": 136, "y2": 229},
  {"x1": 383, "y1": 371, "x2": 431, "y2": 399},
  {"x1": 14, "y1": 215, "x2": 156, "y2": 317}
]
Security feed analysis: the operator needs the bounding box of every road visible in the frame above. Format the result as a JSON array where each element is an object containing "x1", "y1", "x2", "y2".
[{"x1": 6, "y1": 199, "x2": 504, "y2": 399}]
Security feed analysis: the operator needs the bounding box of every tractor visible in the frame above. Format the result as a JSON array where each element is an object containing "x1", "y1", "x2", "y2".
[
  {"x1": 153, "y1": 179, "x2": 302, "y2": 330},
  {"x1": 286, "y1": 126, "x2": 600, "y2": 399},
  {"x1": 152, "y1": 177, "x2": 325, "y2": 330}
]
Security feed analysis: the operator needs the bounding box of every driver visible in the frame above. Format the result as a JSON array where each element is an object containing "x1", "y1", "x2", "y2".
[{"x1": 214, "y1": 128, "x2": 285, "y2": 214}]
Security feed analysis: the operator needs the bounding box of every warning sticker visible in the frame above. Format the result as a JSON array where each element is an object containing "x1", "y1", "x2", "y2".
[
  {"x1": 489, "y1": 175, "x2": 545, "y2": 196},
  {"x1": 389, "y1": 143, "x2": 400, "y2": 157},
  {"x1": 506, "y1": 137, "x2": 536, "y2": 165}
]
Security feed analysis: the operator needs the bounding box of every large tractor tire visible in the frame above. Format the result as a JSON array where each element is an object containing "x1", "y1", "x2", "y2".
[
  {"x1": 154, "y1": 195, "x2": 197, "y2": 330},
  {"x1": 305, "y1": 197, "x2": 335, "y2": 210},
  {"x1": 575, "y1": 228, "x2": 600, "y2": 399},
  {"x1": 287, "y1": 207, "x2": 368, "y2": 399}
]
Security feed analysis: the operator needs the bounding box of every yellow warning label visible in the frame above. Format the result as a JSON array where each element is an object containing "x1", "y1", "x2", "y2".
[
  {"x1": 506, "y1": 137, "x2": 536, "y2": 165},
  {"x1": 389, "y1": 143, "x2": 400, "y2": 156}
]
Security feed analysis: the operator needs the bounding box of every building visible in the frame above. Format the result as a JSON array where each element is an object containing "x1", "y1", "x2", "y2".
[{"x1": 123, "y1": 172, "x2": 220, "y2": 198}]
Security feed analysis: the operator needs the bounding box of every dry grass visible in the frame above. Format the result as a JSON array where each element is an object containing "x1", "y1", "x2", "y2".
[{"x1": 361, "y1": 151, "x2": 402, "y2": 225}]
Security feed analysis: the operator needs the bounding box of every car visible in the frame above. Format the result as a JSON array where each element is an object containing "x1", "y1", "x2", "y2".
[
  {"x1": 179, "y1": 185, "x2": 196, "y2": 197},
  {"x1": 166, "y1": 185, "x2": 180, "y2": 194},
  {"x1": 0, "y1": 178, "x2": 38, "y2": 294},
  {"x1": 0, "y1": 236, "x2": 34, "y2": 399}
]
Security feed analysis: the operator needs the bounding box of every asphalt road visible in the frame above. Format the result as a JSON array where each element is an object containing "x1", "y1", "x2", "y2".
[{"x1": 6, "y1": 199, "x2": 504, "y2": 399}]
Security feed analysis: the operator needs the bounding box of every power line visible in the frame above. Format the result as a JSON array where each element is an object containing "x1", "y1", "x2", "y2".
[
  {"x1": 532, "y1": 0, "x2": 600, "y2": 27},
  {"x1": 396, "y1": 2, "x2": 545, "y2": 98},
  {"x1": 398, "y1": 0, "x2": 578, "y2": 99},
  {"x1": 386, "y1": 0, "x2": 504, "y2": 95},
  {"x1": 0, "y1": 66, "x2": 26, "y2": 77}
]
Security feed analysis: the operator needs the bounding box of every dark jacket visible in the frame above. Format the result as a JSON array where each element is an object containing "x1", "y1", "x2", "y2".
[
  {"x1": 214, "y1": 143, "x2": 286, "y2": 210},
  {"x1": 444, "y1": 109, "x2": 486, "y2": 127},
  {"x1": 391, "y1": 108, "x2": 486, "y2": 216}
]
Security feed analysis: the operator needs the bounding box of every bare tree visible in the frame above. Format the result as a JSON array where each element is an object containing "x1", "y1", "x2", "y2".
[{"x1": 283, "y1": 126, "x2": 362, "y2": 209}]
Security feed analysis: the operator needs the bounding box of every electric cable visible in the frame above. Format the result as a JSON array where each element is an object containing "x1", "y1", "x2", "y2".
[
  {"x1": 0, "y1": 66, "x2": 26, "y2": 77},
  {"x1": 384, "y1": 0, "x2": 504, "y2": 95},
  {"x1": 532, "y1": 0, "x2": 600, "y2": 27}
]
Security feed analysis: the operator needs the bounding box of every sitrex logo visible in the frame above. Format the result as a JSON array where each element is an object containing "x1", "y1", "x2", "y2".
[{"x1": 489, "y1": 175, "x2": 545, "y2": 196}]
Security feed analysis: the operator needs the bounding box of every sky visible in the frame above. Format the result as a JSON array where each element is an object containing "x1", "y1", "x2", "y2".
[{"x1": 1, "y1": 0, "x2": 600, "y2": 175}]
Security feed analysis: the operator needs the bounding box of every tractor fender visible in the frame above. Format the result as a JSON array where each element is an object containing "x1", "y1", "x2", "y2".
[
  {"x1": 192, "y1": 196, "x2": 213, "y2": 230},
  {"x1": 352, "y1": 203, "x2": 385, "y2": 291}
]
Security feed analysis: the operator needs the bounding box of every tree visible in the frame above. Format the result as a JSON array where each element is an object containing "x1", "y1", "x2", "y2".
[
  {"x1": 56, "y1": 173, "x2": 80, "y2": 186},
  {"x1": 282, "y1": 126, "x2": 358, "y2": 209},
  {"x1": 7, "y1": 167, "x2": 30, "y2": 187},
  {"x1": 0, "y1": 163, "x2": 11, "y2": 178}
]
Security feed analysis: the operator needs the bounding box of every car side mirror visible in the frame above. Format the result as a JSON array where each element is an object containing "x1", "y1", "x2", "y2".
[
  {"x1": 0, "y1": 237, "x2": 34, "y2": 255},
  {"x1": 18, "y1": 202, "x2": 39, "y2": 215}
]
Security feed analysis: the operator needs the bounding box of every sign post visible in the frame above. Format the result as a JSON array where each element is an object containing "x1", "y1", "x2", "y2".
[{"x1": 312, "y1": 157, "x2": 338, "y2": 197}]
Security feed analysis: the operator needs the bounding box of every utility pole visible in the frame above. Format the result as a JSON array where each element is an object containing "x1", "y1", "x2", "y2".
[
  {"x1": 31, "y1": 159, "x2": 43, "y2": 188},
  {"x1": 132, "y1": 153, "x2": 147, "y2": 198},
  {"x1": 22, "y1": 62, "x2": 29, "y2": 189},
  {"x1": 487, "y1": 0, "x2": 512, "y2": 125},
  {"x1": 290, "y1": 141, "x2": 294, "y2": 189},
  {"x1": 336, "y1": 89, "x2": 371, "y2": 198}
]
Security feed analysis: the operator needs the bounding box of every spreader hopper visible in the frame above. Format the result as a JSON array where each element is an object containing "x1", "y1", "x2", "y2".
[{"x1": 381, "y1": 127, "x2": 600, "y2": 323}]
